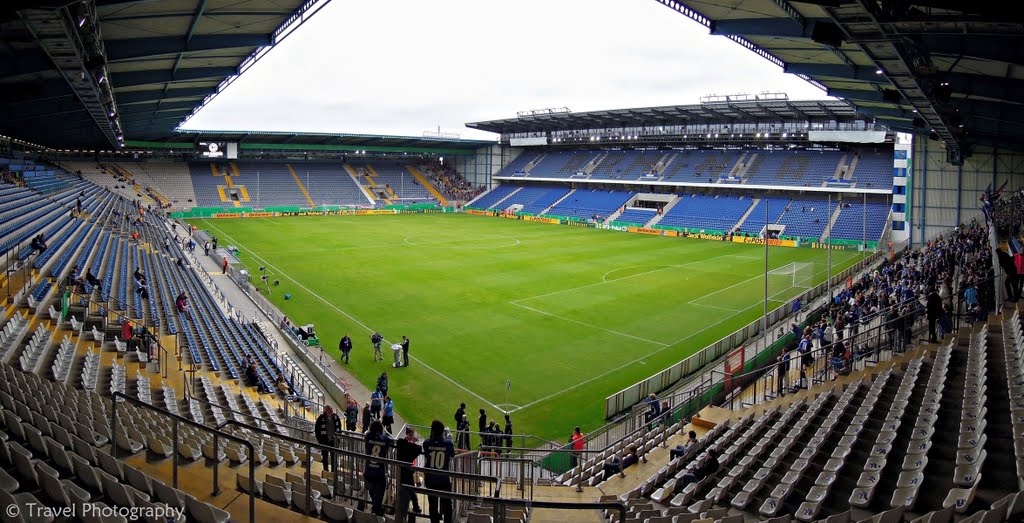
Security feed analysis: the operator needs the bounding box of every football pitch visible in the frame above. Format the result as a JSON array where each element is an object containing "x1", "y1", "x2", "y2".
[{"x1": 191, "y1": 213, "x2": 861, "y2": 441}]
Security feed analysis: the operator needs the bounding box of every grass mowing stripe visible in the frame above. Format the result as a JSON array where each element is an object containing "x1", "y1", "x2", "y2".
[
  {"x1": 198, "y1": 218, "x2": 508, "y2": 411},
  {"x1": 190, "y1": 214, "x2": 863, "y2": 440}
]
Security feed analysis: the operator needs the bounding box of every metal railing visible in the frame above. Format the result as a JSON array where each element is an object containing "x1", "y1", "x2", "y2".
[
  {"x1": 603, "y1": 248, "x2": 884, "y2": 418},
  {"x1": 109, "y1": 392, "x2": 257, "y2": 523}
]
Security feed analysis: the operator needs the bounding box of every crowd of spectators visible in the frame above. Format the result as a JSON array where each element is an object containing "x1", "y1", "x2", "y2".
[
  {"x1": 774, "y1": 220, "x2": 994, "y2": 396},
  {"x1": 421, "y1": 160, "x2": 484, "y2": 203}
]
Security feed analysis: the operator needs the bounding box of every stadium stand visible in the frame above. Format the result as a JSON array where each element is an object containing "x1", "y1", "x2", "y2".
[
  {"x1": 498, "y1": 186, "x2": 570, "y2": 214},
  {"x1": 545, "y1": 189, "x2": 636, "y2": 220},
  {"x1": 654, "y1": 194, "x2": 754, "y2": 233},
  {"x1": 614, "y1": 208, "x2": 658, "y2": 227},
  {"x1": 831, "y1": 201, "x2": 891, "y2": 243},
  {"x1": 293, "y1": 163, "x2": 370, "y2": 207}
]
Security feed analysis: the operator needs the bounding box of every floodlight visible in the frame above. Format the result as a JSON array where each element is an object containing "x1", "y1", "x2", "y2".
[{"x1": 875, "y1": 69, "x2": 883, "y2": 75}]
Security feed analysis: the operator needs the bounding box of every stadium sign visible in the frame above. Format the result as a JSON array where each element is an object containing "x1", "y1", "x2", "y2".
[
  {"x1": 732, "y1": 236, "x2": 796, "y2": 247},
  {"x1": 599, "y1": 224, "x2": 628, "y2": 231},
  {"x1": 627, "y1": 226, "x2": 663, "y2": 236}
]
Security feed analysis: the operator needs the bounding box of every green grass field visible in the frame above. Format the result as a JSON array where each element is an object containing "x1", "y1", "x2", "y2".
[{"x1": 190, "y1": 213, "x2": 860, "y2": 442}]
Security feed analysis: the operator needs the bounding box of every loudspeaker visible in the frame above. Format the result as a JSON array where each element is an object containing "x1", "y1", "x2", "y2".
[
  {"x1": 882, "y1": 89, "x2": 901, "y2": 103},
  {"x1": 811, "y1": 22, "x2": 844, "y2": 47},
  {"x1": 912, "y1": 118, "x2": 925, "y2": 128}
]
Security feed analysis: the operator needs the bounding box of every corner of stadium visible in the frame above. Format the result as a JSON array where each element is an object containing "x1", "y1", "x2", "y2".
[{"x1": 1, "y1": 1, "x2": 1022, "y2": 522}]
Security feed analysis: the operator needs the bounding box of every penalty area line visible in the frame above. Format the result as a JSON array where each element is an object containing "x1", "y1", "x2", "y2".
[{"x1": 197, "y1": 219, "x2": 509, "y2": 413}]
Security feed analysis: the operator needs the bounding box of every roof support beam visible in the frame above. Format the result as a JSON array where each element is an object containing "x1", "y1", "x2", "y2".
[
  {"x1": 116, "y1": 87, "x2": 213, "y2": 104},
  {"x1": 111, "y1": 67, "x2": 236, "y2": 88},
  {"x1": 106, "y1": 34, "x2": 271, "y2": 61},
  {"x1": 711, "y1": 17, "x2": 823, "y2": 37},
  {"x1": 784, "y1": 63, "x2": 890, "y2": 83}
]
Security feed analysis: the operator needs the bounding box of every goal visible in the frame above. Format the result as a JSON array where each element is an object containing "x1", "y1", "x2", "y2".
[{"x1": 767, "y1": 262, "x2": 815, "y2": 301}]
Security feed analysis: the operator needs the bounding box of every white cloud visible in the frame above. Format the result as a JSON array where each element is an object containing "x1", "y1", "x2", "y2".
[{"x1": 179, "y1": 0, "x2": 828, "y2": 140}]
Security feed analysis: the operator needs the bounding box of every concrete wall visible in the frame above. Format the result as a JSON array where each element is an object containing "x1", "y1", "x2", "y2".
[
  {"x1": 911, "y1": 141, "x2": 1024, "y2": 246},
  {"x1": 451, "y1": 145, "x2": 523, "y2": 189}
]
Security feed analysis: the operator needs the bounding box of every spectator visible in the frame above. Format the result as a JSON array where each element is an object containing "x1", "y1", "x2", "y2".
[
  {"x1": 570, "y1": 426, "x2": 585, "y2": 468},
  {"x1": 377, "y1": 372, "x2": 389, "y2": 396},
  {"x1": 395, "y1": 426, "x2": 423, "y2": 521},
  {"x1": 670, "y1": 430, "x2": 699, "y2": 460},
  {"x1": 454, "y1": 402, "x2": 466, "y2": 427},
  {"x1": 344, "y1": 400, "x2": 359, "y2": 432},
  {"x1": 503, "y1": 414, "x2": 513, "y2": 453},
  {"x1": 175, "y1": 292, "x2": 188, "y2": 313},
  {"x1": 382, "y1": 396, "x2": 395, "y2": 433},
  {"x1": 422, "y1": 419, "x2": 455, "y2": 523},
  {"x1": 401, "y1": 335, "x2": 411, "y2": 367},
  {"x1": 361, "y1": 402, "x2": 372, "y2": 433},
  {"x1": 315, "y1": 406, "x2": 342, "y2": 472},
  {"x1": 678, "y1": 447, "x2": 719, "y2": 489},
  {"x1": 456, "y1": 414, "x2": 471, "y2": 450},
  {"x1": 370, "y1": 388, "x2": 384, "y2": 420},
  {"x1": 477, "y1": 409, "x2": 487, "y2": 448},
  {"x1": 363, "y1": 421, "x2": 393, "y2": 516}
]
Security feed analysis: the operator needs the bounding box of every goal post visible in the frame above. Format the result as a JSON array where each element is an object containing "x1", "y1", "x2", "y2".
[{"x1": 766, "y1": 262, "x2": 815, "y2": 301}]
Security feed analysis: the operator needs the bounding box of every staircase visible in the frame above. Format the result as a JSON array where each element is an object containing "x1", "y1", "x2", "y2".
[
  {"x1": 821, "y1": 201, "x2": 845, "y2": 241},
  {"x1": 844, "y1": 154, "x2": 859, "y2": 180},
  {"x1": 490, "y1": 187, "x2": 523, "y2": 209},
  {"x1": 405, "y1": 165, "x2": 449, "y2": 206},
  {"x1": 830, "y1": 154, "x2": 849, "y2": 182},
  {"x1": 732, "y1": 197, "x2": 761, "y2": 231},
  {"x1": 736, "y1": 153, "x2": 761, "y2": 181},
  {"x1": 539, "y1": 189, "x2": 575, "y2": 216},
  {"x1": 285, "y1": 164, "x2": 316, "y2": 208},
  {"x1": 582, "y1": 154, "x2": 606, "y2": 178},
  {"x1": 523, "y1": 153, "x2": 547, "y2": 174},
  {"x1": 343, "y1": 165, "x2": 376, "y2": 205},
  {"x1": 603, "y1": 208, "x2": 624, "y2": 225},
  {"x1": 725, "y1": 152, "x2": 749, "y2": 178},
  {"x1": 645, "y1": 195, "x2": 681, "y2": 228}
]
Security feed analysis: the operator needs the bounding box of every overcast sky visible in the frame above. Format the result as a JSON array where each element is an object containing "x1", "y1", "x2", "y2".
[{"x1": 179, "y1": 0, "x2": 828, "y2": 140}]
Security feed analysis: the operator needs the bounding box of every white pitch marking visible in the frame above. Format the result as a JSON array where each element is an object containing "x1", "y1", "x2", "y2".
[
  {"x1": 509, "y1": 302, "x2": 669, "y2": 347},
  {"x1": 199, "y1": 219, "x2": 507, "y2": 412}
]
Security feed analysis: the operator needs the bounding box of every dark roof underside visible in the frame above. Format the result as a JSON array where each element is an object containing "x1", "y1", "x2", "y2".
[
  {"x1": 467, "y1": 99, "x2": 863, "y2": 134},
  {"x1": 1, "y1": 0, "x2": 322, "y2": 149},
  {"x1": 649, "y1": 0, "x2": 1024, "y2": 160}
]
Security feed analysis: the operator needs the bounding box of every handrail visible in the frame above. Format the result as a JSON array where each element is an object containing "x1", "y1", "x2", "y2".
[
  {"x1": 110, "y1": 392, "x2": 257, "y2": 523},
  {"x1": 406, "y1": 484, "x2": 627, "y2": 523},
  {"x1": 217, "y1": 418, "x2": 501, "y2": 514}
]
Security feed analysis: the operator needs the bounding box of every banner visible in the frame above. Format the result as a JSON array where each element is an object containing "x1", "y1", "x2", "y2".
[
  {"x1": 732, "y1": 236, "x2": 796, "y2": 247},
  {"x1": 524, "y1": 216, "x2": 559, "y2": 224},
  {"x1": 691, "y1": 233, "x2": 724, "y2": 241},
  {"x1": 599, "y1": 224, "x2": 628, "y2": 232},
  {"x1": 466, "y1": 209, "x2": 489, "y2": 216},
  {"x1": 498, "y1": 213, "x2": 521, "y2": 220},
  {"x1": 627, "y1": 227, "x2": 663, "y2": 236},
  {"x1": 212, "y1": 211, "x2": 278, "y2": 218},
  {"x1": 509, "y1": 136, "x2": 549, "y2": 147},
  {"x1": 661, "y1": 230, "x2": 678, "y2": 237},
  {"x1": 354, "y1": 209, "x2": 395, "y2": 216},
  {"x1": 563, "y1": 220, "x2": 595, "y2": 228}
]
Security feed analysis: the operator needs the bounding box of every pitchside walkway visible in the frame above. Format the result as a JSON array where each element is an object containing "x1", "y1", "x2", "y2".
[{"x1": 169, "y1": 221, "x2": 410, "y2": 431}]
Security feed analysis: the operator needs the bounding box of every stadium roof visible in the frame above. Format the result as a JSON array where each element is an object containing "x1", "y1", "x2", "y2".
[
  {"x1": 650, "y1": 0, "x2": 1024, "y2": 163},
  {"x1": 467, "y1": 98, "x2": 866, "y2": 134},
  {"x1": 1, "y1": 0, "x2": 329, "y2": 150},
  {"x1": 125, "y1": 130, "x2": 495, "y2": 155}
]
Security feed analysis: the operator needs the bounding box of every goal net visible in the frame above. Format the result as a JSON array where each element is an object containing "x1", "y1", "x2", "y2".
[{"x1": 766, "y1": 262, "x2": 815, "y2": 301}]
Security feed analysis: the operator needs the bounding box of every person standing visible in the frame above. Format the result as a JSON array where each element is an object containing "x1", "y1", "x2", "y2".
[
  {"x1": 395, "y1": 427, "x2": 423, "y2": 522},
  {"x1": 222, "y1": 257, "x2": 228, "y2": 274},
  {"x1": 203, "y1": 241, "x2": 210, "y2": 256},
  {"x1": 422, "y1": 420, "x2": 455, "y2": 523},
  {"x1": 477, "y1": 409, "x2": 487, "y2": 449},
  {"x1": 361, "y1": 402, "x2": 372, "y2": 432},
  {"x1": 503, "y1": 414, "x2": 514, "y2": 453},
  {"x1": 371, "y1": 332, "x2": 384, "y2": 362},
  {"x1": 382, "y1": 396, "x2": 396, "y2": 433},
  {"x1": 339, "y1": 334, "x2": 352, "y2": 364},
  {"x1": 363, "y1": 421, "x2": 393, "y2": 517},
  {"x1": 926, "y1": 286, "x2": 943, "y2": 343},
  {"x1": 345, "y1": 400, "x2": 359, "y2": 432},
  {"x1": 370, "y1": 388, "x2": 384, "y2": 420},
  {"x1": 377, "y1": 372, "x2": 389, "y2": 397},
  {"x1": 315, "y1": 406, "x2": 342, "y2": 472},
  {"x1": 401, "y1": 335, "x2": 410, "y2": 367},
  {"x1": 456, "y1": 414, "x2": 470, "y2": 451},
  {"x1": 570, "y1": 426, "x2": 585, "y2": 468},
  {"x1": 454, "y1": 403, "x2": 466, "y2": 428}
]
